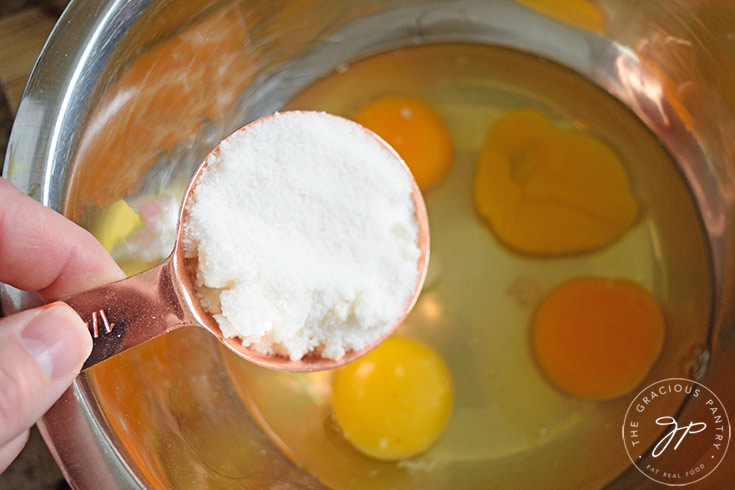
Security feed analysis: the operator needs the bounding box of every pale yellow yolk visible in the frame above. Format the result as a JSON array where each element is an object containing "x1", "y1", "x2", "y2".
[
  {"x1": 91, "y1": 199, "x2": 159, "y2": 276},
  {"x1": 331, "y1": 336, "x2": 454, "y2": 460},
  {"x1": 355, "y1": 96, "x2": 453, "y2": 190},
  {"x1": 532, "y1": 278, "x2": 665, "y2": 400},
  {"x1": 92, "y1": 199, "x2": 144, "y2": 251},
  {"x1": 474, "y1": 108, "x2": 638, "y2": 255}
]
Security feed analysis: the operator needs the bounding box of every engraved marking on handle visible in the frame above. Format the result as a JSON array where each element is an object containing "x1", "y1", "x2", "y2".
[
  {"x1": 85, "y1": 309, "x2": 115, "y2": 338},
  {"x1": 99, "y1": 309, "x2": 114, "y2": 333}
]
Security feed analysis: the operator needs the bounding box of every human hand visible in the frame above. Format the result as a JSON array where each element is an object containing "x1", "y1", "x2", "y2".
[{"x1": 0, "y1": 177, "x2": 124, "y2": 473}]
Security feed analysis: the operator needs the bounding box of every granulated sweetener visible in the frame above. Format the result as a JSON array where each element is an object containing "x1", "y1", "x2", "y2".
[{"x1": 183, "y1": 111, "x2": 421, "y2": 360}]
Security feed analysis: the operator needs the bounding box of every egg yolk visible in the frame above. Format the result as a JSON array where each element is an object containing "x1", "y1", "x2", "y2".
[
  {"x1": 331, "y1": 336, "x2": 453, "y2": 460},
  {"x1": 355, "y1": 96, "x2": 453, "y2": 190},
  {"x1": 515, "y1": 0, "x2": 606, "y2": 34},
  {"x1": 473, "y1": 108, "x2": 638, "y2": 255},
  {"x1": 532, "y1": 278, "x2": 665, "y2": 400},
  {"x1": 92, "y1": 199, "x2": 144, "y2": 252}
]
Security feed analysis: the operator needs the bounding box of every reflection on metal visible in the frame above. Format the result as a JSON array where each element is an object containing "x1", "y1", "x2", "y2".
[{"x1": 1, "y1": 0, "x2": 733, "y2": 488}]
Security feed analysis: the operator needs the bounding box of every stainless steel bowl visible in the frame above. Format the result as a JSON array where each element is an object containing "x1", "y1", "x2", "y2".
[{"x1": 3, "y1": 0, "x2": 734, "y2": 488}]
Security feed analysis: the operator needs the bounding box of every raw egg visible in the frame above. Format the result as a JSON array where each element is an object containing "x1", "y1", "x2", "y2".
[
  {"x1": 532, "y1": 277, "x2": 665, "y2": 400},
  {"x1": 355, "y1": 96, "x2": 453, "y2": 190},
  {"x1": 473, "y1": 108, "x2": 638, "y2": 255},
  {"x1": 92, "y1": 199, "x2": 144, "y2": 252},
  {"x1": 331, "y1": 336, "x2": 453, "y2": 460},
  {"x1": 515, "y1": 0, "x2": 606, "y2": 34}
]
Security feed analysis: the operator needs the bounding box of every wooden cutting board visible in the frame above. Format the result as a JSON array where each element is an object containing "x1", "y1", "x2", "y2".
[
  {"x1": 0, "y1": 6, "x2": 58, "y2": 114},
  {"x1": 0, "y1": 5, "x2": 58, "y2": 162}
]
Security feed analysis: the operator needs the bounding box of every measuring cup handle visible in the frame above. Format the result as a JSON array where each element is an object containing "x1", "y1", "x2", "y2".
[{"x1": 62, "y1": 259, "x2": 190, "y2": 370}]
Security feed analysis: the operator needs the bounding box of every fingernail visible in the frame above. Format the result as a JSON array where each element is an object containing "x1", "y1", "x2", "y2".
[{"x1": 19, "y1": 303, "x2": 92, "y2": 380}]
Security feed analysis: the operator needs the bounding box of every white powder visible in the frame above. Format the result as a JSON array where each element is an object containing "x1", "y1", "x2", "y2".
[{"x1": 183, "y1": 111, "x2": 421, "y2": 361}]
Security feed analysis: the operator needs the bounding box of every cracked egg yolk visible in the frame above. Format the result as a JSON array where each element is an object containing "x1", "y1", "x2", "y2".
[
  {"x1": 331, "y1": 336, "x2": 453, "y2": 460},
  {"x1": 355, "y1": 96, "x2": 453, "y2": 190},
  {"x1": 532, "y1": 277, "x2": 665, "y2": 400},
  {"x1": 474, "y1": 108, "x2": 638, "y2": 255}
]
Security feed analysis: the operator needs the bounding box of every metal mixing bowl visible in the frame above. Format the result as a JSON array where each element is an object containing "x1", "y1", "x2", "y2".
[{"x1": 2, "y1": 0, "x2": 734, "y2": 488}]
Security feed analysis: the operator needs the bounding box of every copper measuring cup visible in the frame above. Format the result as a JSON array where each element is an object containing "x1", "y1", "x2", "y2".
[{"x1": 62, "y1": 112, "x2": 430, "y2": 373}]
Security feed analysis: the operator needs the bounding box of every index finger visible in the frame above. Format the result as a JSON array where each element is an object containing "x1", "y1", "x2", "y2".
[{"x1": 0, "y1": 178, "x2": 125, "y2": 301}]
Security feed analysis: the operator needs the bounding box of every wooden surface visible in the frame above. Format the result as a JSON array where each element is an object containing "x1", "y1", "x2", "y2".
[{"x1": 0, "y1": 6, "x2": 57, "y2": 114}]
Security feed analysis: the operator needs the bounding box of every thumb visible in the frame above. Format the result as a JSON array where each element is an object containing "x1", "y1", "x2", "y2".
[{"x1": 0, "y1": 303, "x2": 91, "y2": 461}]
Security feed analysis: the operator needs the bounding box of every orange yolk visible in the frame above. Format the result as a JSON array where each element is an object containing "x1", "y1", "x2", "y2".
[
  {"x1": 331, "y1": 336, "x2": 454, "y2": 460},
  {"x1": 515, "y1": 0, "x2": 606, "y2": 34},
  {"x1": 532, "y1": 278, "x2": 665, "y2": 400},
  {"x1": 355, "y1": 96, "x2": 453, "y2": 190},
  {"x1": 474, "y1": 108, "x2": 638, "y2": 255}
]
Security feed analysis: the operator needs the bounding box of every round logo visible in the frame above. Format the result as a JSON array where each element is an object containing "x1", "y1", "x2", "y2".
[{"x1": 622, "y1": 378, "x2": 730, "y2": 486}]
